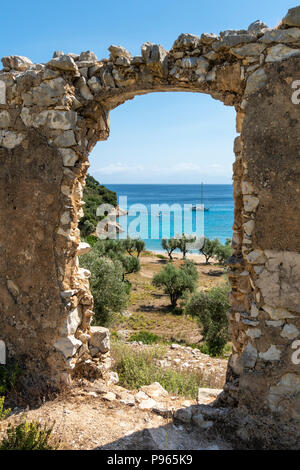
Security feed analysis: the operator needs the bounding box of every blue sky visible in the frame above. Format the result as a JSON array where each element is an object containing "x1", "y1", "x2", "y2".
[{"x1": 0, "y1": 0, "x2": 295, "y2": 183}]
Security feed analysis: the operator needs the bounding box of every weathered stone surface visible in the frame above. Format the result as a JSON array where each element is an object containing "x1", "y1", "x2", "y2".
[
  {"x1": 54, "y1": 130, "x2": 76, "y2": 147},
  {"x1": 140, "y1": 382, "x2": 168, "y2": 400},
  {"x1": 22, "y1": 77, "x2": 66, "y2": 106},
  {"x1": 89, "y1": 326, "x2": 110, "y2": 353},
  {"x1": 259, "y1": 345, "x2": 281, "y2": 361},
  {"x1": 256, "y1": 251, "x2": 300, "y2": 313},
  {"x1": 139, "y1": 397, "x2": 157, "y2": 410},
  {"x1": 231, "y1": 43, "x2": 265, "y2": 58},
  {"x1": 77, "y1": 241, "x2": 91, "y2": 255},
  {"x1": 54, "y1": 335, "x2": 82, "y2": 358},
  {"x1": 79, "y1": 50, "x2": 98, "y2": 62},
  {"x1": 282, "y1": 6, "x2": 300, "y2": 27},
  {"x1": 59, "y1": 148, "x2": 78, "y2": 166},
  {"x1": 246, "y1": 328, "x2": 261, "y2": 339},
  {"x1": 172, "y1": 33, "x2": 201, "y2": 50},
  {"x1": 0, "y1": 131, "x2": 24, "y2": 149},
  {"x1": 34, "y1": 110, "x2": 77, "y2": 129},
  {"x1": 88, "y1": 76, "x2": 102, "y2": 92},
  {"x1": 197, "y1": 388, "x2": 222, "y2": 403},
  {"x1": 246, "y1": 249, "x2": 265, "y2": 264},
  {"x1": 1, "y1": 55, "x2": 32, "y2": 71},
  {"x1": 0, "y1": 81, "x2": 5, "y2": 104},
  {"x1": 281, "y1": 324, "x2": 299, "y2": 340},
  {"x1": 247, "y1": 20, "x2": 268, "y2": 35},
  {"x1": 265, "y1": 44, "x2": 300, "y2": 63},
  {"x1": 240, "y1": 343, "x2": 257, "y2": 369},
  {"x1": 174, "y1": 406, "x2": 192, "y2": 424},
  {"x1": 268, "y1": 373, "x2": 300, "y2": 415},
  {"x1": 213, "y1": 33, "x2": 254, "y2": 50},
  {"x1": 0, "y1": 111, "x2": 10, "y2": 128},
  {"x1": 260, "y1": 28, "x2": 300, "y2": 44},
  {"x1": 108, "y1": 45, "x2": 131, "y2": 59},
  {"x1": 47, "y1": 55, "x2": 78, "y2": 72},
  {"x1": 244, "y1": 68, "x2": 267, "y2": 96},
  {"x1": 262, "y1": 304, "x2": 294, "y2": 320},
  {"x1": 59, "y1": 308, "x2": 82, "y2": 336}
]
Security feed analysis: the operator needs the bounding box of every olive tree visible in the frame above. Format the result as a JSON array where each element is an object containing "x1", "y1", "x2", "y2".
[{"x1": 153, "y1": 260, "x2": 198, "y2": 309}]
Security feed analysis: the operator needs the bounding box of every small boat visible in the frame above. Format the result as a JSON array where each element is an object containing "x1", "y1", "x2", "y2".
[{"x1": 191, "y1": 182, "x2": 209, "y2": 211}]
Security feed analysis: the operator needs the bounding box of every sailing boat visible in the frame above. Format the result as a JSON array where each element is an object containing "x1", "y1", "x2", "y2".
[{"x1": 191, "y1": 182, "x2": 209, "y2": 211}]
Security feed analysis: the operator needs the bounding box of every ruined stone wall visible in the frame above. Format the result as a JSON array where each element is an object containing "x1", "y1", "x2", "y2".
[{"x1": 0, "y1": 4, "x2": 299, "y2": 440}]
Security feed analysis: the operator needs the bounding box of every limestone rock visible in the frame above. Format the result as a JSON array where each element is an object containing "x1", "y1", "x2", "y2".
[
  {"x1": 108, "y1": 45, "x2": 131, "y2": 60},
  {"x1": 89, "y1": 326, "x2": 110, "y2": 353},
  {"x1": 268, "y1": 373, "x2": 300, "y2": 413},
  {"x1": 282, "y1": 6, "x2": 300, "y2": 27},
  {"x1": 240, "y1": 343, "x2": 257, "y2": 369},
  {"x1": 246, "y1": 328, "x2": 261, "y2": 339},
  {"x1": 139, "y1": 398, "x2": 157, "y2": 410},
  {"x1": 79, "y1": 51, "x2": 98, "y2": 62},
  {"x1": 77, "y1": 241, "x2": 91, "y2": 255},
  {"x1": 201, "y1": 33, "x2": 218, "y2": 44},
  {"x1": 59, "y1": 308, "x2": 82, "y2": 336},
  {"x1": 1, "y1": 55, "x2": 32, "y2": 71},
  {"x1": 54, "y1": 335, "x2": 82, "y2": 358},
  {"x1": 37, "y1": 110, "x2": 77, "y2": 130},
  {"x1": 259, "y1": 345, "x2": 281, "y2": 361},
  {"x1": 47, "y1": 55, "x2": 78, "y2": 72},
  {"x1": 260, "y1": 28, "x2": 300, "y2": 44},
  {"x1": 280, "y1": 324, "x2": 299, "y2": 340},
  {"x1": 172, "y1": 33, "x2": 201, "y2": 51},
  {"x1": 0, "y1": 81, "x2": 6, "y2": 104},
  {"x1": 213, "y1": 33, "x2": 254, "y2": 50},
  {"x1": 88, "y1": 76, "x2": 102, "y2": 93},
  {"x1": 0, "y1": 111, "x2": 10, "y2": 128},
  {"x1": 54, "y1": 130, "x2": 76, "y2": 147},
  {"x1": 59, "y1": 148, "x2": 78, "y2": 166},
  {"x1": 140, "y1": 382, "x2": 169, "y2": 400},
  {"x1": 197, "y1": 387, "x2": 222, "y2": 404},
  {"x1": 102, "y1": 391, "x2": 116, "y2": 402},
  {"x1": 247, "y1": 20, "x2": 268, "y2": 35},
  {"x1": 262, "y1": 304, "x2": 294, "y2": 320},
  {"x1": 174, "y1": 406, "x2": 192, "y2": 424},
  {"x1": 257, "y1": 251, "x2": 300, "y2": 313},
  {"x1": 244, "y1": 68, "x2": 267, "y2": 96},
  {"x1": 265, "y1": 44, "x2": 300, "y2": 63},
  {"x1": 231, "y1": 43, "x2": 265, "y2": 58},
  {"x1": 246, "y1": 249, "x2": 265, "y2": 264},
  {"x1": 0, "y1": 131, "x2": 24, "y2": 149},
  {"x1": 22, "y1": 77, "x2": 66, "y2": 106}
]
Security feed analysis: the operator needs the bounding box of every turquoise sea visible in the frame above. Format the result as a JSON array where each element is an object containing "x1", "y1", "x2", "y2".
[{"x1": 105, "y1": 184, "x2": 234, "y2": 252}]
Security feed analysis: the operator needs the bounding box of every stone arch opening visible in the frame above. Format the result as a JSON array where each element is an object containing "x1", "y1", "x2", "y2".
[{"x1": 0, "y1": 7, "x2": 300, "y2": 445}]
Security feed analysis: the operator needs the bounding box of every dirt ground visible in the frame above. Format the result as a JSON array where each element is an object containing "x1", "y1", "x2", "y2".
[{"x1": 112, "y1": 251, "x2": 228, "y2": 345}]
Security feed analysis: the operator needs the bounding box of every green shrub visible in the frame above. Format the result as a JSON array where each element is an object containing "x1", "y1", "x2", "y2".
[
  {"x1": 214, "y1": 238, "x2": 232, "y2": 265},
  {"x1": 0, "y1": 396, "x2": 11, "y2": 421},
  {"x1": 185, "y1": 284, "x2": 230, "y2": 356},
  {"x1": 78, "y1": 174, "x2": 117, "y2": 238},
  {"x1": 0, "y1": 419, "x2": 59, "y2": 450},
  {"x1": 176, "y1": 234, "x2": 196, "y2": 259},
  {"x1": 0, "y1": 362, "x2": 22, "y2": 396},
  {"x1": 153, "y1": 260, "x2": 198, "y2": 308},
  {"x1": 122, "y1": 236, "x2": 145, "y2": 258},
  {"x1": 111, "y1": 342, "x2": 203, "y2": 398},
  {"x1": 129, "y1": 331, "x2": 162, "y2": 345},
  {"x1": 199, "y1": 237, "x2": 221, "y2": 264},
  {"x1": 161, "y1": 238, "x2": 179, "y2": 260},
  {"x1": 80, "y1": 254, "x2": 128, "y2": 325}
]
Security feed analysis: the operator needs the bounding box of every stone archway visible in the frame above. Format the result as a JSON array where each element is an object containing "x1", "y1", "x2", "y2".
[{"x1": 0, "y1": 6, "x2": 300, "y2": 446}]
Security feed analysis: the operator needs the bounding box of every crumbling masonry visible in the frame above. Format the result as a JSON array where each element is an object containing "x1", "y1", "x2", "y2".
[{"x1": 0, "y1": 5, "x2": 300, "y2": 447}]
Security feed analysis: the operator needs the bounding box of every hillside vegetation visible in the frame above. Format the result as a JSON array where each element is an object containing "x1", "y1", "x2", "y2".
[{"x1": 79, "y1": 174, "x2": 117, "y2": 237}]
